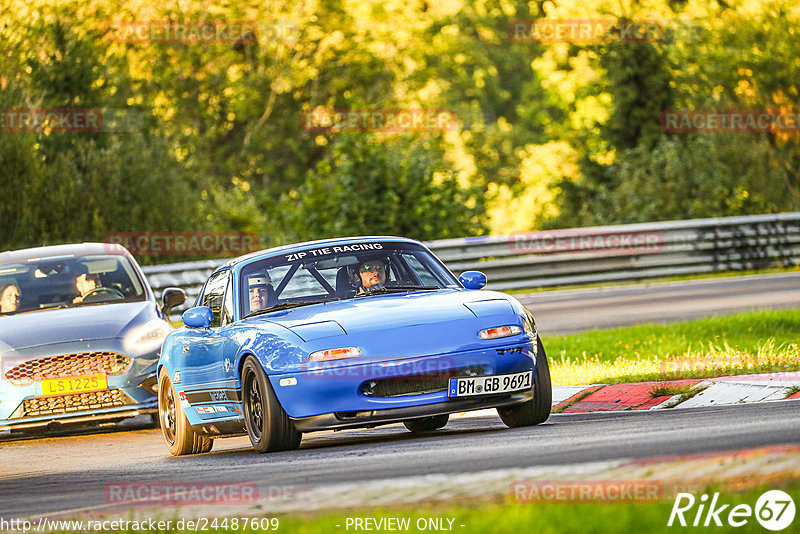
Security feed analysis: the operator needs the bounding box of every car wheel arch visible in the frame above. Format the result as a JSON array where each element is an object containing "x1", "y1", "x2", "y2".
[
  {"x1": 237, "y1": 352, "x2": 255, "y2": 381},
  {"x1": 156, "y1": 363, "x2": 168, "y2": 386},
  {"x1": 236, "y1": 351, "x2": 267, "y2": 389}
]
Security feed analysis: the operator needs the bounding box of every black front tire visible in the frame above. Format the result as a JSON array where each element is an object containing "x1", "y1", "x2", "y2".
[
  {"x1": 497, "y1": 337, "x2": 552, "y2": 428},
  {"x1": 241, "y1": 357, "x2": 301, "y2": 453},
  {"x1": 403, "y1": 414, "x2": 449, "y2": 433}
]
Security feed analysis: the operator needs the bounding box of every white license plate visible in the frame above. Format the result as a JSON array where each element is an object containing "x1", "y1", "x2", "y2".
[{"x1": 448, "y1": 370, "x2": 532, "y2": 398}]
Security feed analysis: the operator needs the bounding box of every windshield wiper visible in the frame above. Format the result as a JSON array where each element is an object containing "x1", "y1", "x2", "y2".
[
  {"x1": 244, "y1": 299, "x2": 329, "y2": 318},
  {"x1": 354, "y1": 285, "x2": 439, "y2": 297}
]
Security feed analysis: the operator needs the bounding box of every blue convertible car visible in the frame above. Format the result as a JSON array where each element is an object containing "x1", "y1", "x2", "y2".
[
  {"x1": 0, "y1": 243, "x2": 186, "y2": 433},
  {"x1": 157, "y1": 237, "x2": 551, "y2": 455}
]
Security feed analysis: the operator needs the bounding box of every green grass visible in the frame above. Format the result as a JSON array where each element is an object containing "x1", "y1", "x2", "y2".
[
  {"x1": 648, "y1": 383, "x2": 696, "y2": 398},
  {"x1": 272, "y1": 489, "x2": 798, "y2": 534},
  {"x1": 545, "y1": 309, "x2": 800, "y2": 385},
  {"x1": 103, "y1": 484, "x2": 800, "y2": 533}
]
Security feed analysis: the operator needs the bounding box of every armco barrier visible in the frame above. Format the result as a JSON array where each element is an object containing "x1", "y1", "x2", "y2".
[
  {"x1": 143, "y1": 212, "x2": 800, "y2": 313},
  {"x1": 142, "y1": 259, "x2": 220, "y2": 312}
]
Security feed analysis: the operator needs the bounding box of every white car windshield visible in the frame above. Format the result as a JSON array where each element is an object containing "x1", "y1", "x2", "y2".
[{"x1": 0, "y1": 254, "x2": 146, "y2": 315}]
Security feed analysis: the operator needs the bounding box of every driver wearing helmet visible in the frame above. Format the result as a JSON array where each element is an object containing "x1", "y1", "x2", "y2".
[
  {"x1": 248, "y1": 274, "x2": 273, "y2": 313},
  {"x1": 348, "y1": 257, "x2": 388, "y2": 294}
]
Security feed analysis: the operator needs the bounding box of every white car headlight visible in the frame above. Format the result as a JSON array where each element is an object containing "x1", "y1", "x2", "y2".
[{"x1": 123, "y1": 319, "x2": 171, "y2": 355}]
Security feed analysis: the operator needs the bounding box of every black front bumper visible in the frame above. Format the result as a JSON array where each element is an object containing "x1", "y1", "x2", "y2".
[{"x1": 291, "y1": 390, "x2": 533, "y2": 432}]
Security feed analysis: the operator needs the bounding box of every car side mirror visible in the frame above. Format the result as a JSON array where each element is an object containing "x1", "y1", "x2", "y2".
[
  {"x1": 182, "y1": 306, "x2": 213, "y2": 328},
  {"x1": 161, "y1": 287, "x2": 186, "y2": 315},
  {"x1": 459, "y1": 271, "x2": 487, "y2": 290}
]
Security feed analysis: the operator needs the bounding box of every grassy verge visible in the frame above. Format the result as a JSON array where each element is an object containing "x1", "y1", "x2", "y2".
[
  {"x1": 113, "y1": 484, "x2": 800, "y2": 533},
  {"x1": 274, "y1": 487, "x2": 799, "y2": 534},
  {"x1": 546, "y1": 309, "x2": 800, "y2": 385},
  {"x1": 649, "y1": 383, "x2": 696, "y2": 397}
]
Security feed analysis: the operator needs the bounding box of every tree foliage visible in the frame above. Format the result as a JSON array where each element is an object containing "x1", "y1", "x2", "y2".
[
  {"x1": 2, "y1": 0, "x2": 800, "y2": 258},
  {"x1": 549, "y1": 0, "x2": 800, "y2": 228},
  {"x1": 0, "y1": 4, "x2": 194, "y2": 250},
  {"x1": 282, "y1": 135, "x2": 486, "y2": 241}
]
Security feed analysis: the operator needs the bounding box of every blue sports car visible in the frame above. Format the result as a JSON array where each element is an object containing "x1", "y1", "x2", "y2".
[
  {"x1": 157, "y1": 237, "x2": 551, "y2": 455},
  {"x1": 0, "y1": 243, "x2": 186, "y2": 433}
]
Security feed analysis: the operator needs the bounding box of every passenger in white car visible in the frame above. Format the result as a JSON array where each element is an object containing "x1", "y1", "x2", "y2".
[{"x1": 0, "y1": 281, "x2": 20, "y2": 313}]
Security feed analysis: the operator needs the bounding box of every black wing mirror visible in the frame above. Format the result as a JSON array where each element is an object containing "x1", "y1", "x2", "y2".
[{"x1": 161, "y1": 287, "x2": 187, "y2": 316}]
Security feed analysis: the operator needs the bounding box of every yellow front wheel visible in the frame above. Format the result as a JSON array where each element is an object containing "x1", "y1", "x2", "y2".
[{"x1": 158, "y1": 367, "x2": 213, "y2": 456}]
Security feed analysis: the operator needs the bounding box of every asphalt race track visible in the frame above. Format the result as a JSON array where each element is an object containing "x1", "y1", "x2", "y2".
[
  {"x1": 1, "y1": 402, "x2": 799, "y2": 518},
  {"x1": 2, "y1": 272, "x2": 800, "y2": 519}
]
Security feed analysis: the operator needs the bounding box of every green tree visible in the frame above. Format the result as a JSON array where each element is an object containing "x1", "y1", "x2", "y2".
[
  {"x1": 551, "y1": 2, "x2": 800, "y2": 227},
  {"x1": 0, "y1": 3, "x2": 197, "y2": 252},
  {"x1": 282, "y1": 135, "x2": 487, "y2": 241},
  {"x1": 550, "y1": 37, "x2": 674, "y2": 227}
]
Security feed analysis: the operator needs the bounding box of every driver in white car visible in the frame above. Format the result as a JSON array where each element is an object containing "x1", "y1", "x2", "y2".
[{"x1": 73, "y1": 272, "x2": 100, "y2": 303}]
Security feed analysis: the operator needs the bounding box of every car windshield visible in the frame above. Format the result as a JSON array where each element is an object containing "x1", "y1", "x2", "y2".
[
  {"x1": 239, "y1": 241, "x2": 458, "y2": 317},
  {"x1": 0, "y1": 254, "x2": 146, "y2": 316}
]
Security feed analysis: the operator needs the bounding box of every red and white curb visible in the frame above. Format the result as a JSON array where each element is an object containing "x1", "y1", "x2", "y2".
[
  {"x1": 677, "y1": 372, "x2": 800, "y2": 408},
  {"x1": 552, "y1": 371, "x2": 800, "y2": 413}
]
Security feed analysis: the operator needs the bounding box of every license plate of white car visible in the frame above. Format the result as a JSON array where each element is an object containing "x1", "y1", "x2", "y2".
[{"x1": 448, "y1": 370, "x2": 532, "y2": 397}]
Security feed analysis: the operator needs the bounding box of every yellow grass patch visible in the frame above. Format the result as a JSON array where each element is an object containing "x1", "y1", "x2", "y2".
[{"x1": 550, "y1": 340, "x2": 800, "y2": 386}]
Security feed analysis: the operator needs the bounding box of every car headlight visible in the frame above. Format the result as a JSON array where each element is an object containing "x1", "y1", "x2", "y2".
[
  {"x1": 308, "y1": 347, "x2": 362, "y2": 362},
  {"x1": 123, "y1": 319, "x2": 171, "y2": 355},
  {"x1": 478, "y1": 325, "x2": 523, "y2": 340}
]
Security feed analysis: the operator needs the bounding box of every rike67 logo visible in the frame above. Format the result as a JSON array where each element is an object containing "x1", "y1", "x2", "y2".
[{"x1": 668, "y1": 490, "x2": 795, "y2": 531}]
